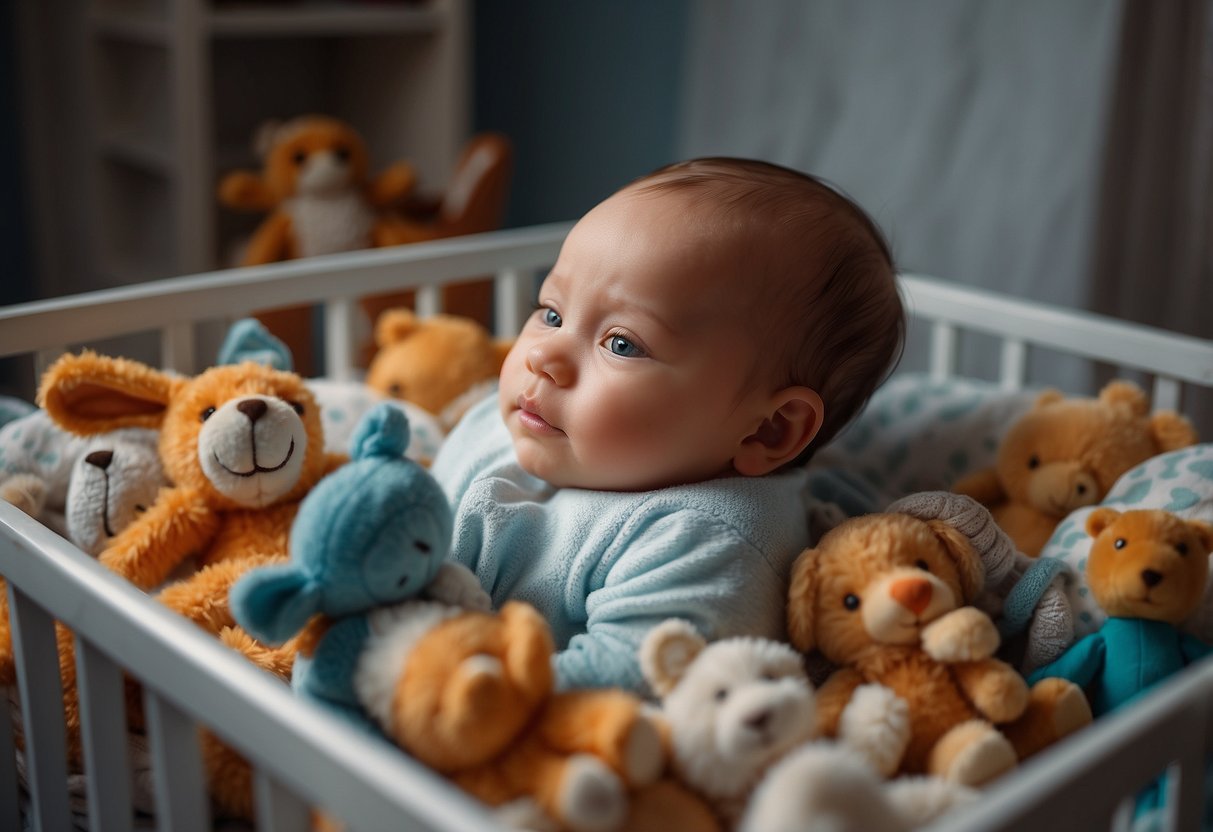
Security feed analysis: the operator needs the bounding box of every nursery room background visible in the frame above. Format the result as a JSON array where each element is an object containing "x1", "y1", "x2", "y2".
[{"x1": 2, "y1": 0, "x2": 1211, "y2": 432}]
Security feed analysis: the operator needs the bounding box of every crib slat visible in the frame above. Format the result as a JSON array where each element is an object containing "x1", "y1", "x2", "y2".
[
  {"x1": 144, "y1": 691, "x2": 208, "y2": 832},
  {"x1": 998, "y1": 339, "x2": 1027, "y2": 391},
  {"x1": 0, "y1": 685, "x2": 20, "y2": 832},
  {"x1": 323, "y1": 298, "x2": 357, "y2": 383},
  {"x1": 928, "y1": 321, "x2": 958, "y2": 381},
  {"x1": 254, "y1": 769, "x2": 311, "y2": 832},
  {"x1": 495, "y1": 267, "x2": 535, "y2": 337},
  {"x1": 160, "y1": 322, "x2": 196, "y2": 374},
  {"x1": 416, "y1": 284, "x2": 443, "y2": 318},
  {"x1": 77, "y1": 637, "x2": 133, "y2": 832},
  {"x1": 33, "y1": 348, "x2": 64, "y2": 384},
  {"x1": 9, "y1": 586, "x2": 71, "y2": 832},
  {"x1": 1151, "y1": 375, "x2": 1182, "y2": 412}
]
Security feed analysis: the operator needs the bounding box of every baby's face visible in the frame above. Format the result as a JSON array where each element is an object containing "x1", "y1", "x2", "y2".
[{"x1": 499, "y1": 189, "x2": 771, "y2": 491}]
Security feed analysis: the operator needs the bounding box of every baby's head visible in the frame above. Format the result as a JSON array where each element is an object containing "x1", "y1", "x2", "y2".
[{"x1": 500, "y1": 157, "x2": 904, "y2": 491}]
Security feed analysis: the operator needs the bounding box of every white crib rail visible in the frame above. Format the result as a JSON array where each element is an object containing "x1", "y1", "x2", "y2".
[{"x1": 1, "y1": 230, "x2": 1213, "y2": 831}]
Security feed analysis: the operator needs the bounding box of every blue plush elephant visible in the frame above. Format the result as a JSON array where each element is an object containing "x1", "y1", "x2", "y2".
[{"x1": 231, "y1": 403, "x2": 487, "y2": 732}]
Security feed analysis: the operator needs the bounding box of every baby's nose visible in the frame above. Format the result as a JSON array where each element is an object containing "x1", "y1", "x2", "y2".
[{"x1": 526, "y1": 344, "x2": 574, "y2": 387}]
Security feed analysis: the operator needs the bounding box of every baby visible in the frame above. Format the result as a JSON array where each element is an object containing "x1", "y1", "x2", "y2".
[{"x1": 430, "y1": 157, "x2": 905, "y2": 692}]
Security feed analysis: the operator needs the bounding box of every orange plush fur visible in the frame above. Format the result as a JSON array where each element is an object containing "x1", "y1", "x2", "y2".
[
  {"x1": 365, "y1": 309, "x2": 512, "y2": 426},
  {"x1": 1085, "y1": 508, "x2": 1213, "y2": 623},
  {"x1": 360, "y1": 601, "x2": 688, "y2": 832},
  {"x1": 953, "y1": 381, "x2": 1198, "y2": 557},
  {"x1": 787, "y1": 513, "x2": 1091, "y2": 786}
]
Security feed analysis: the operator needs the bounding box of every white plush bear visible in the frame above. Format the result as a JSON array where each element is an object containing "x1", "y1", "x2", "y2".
[{"x1": 640, "y1": 619, "x2": 976, "y2": 830}]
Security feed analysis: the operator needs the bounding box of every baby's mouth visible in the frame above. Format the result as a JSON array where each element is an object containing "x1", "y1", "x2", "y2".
[{"x1": 516, "y1": 396, "x2": 564, "y2": 435}]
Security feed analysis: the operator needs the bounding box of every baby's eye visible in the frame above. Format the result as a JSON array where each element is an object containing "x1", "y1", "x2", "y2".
[
  {"x1": 540, "y1": 307, "x2": 562, "y2": 328},
  {"x1": 606, "y1": 335, "x2": 645, "y2": 358}
]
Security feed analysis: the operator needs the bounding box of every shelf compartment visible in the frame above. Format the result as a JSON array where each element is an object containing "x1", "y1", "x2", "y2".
[
  {"x1": 98, "y1": 130, "x2": 175, "y2": 177},
  {"x1": 89, "y1": 12, "x2": 171, "y2": 45}
]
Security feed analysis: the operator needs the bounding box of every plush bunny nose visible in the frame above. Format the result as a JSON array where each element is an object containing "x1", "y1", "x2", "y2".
[
  {"x1": 890, "y1": 577, "x2": 933, "y2": 615},
  {"x1": 84, "y1": 450, "x2": 113, "y2": 470},
  {"x1": 1141, "y1": 569, "x2": 1163, "y2": 588},
  {"x1": 237, "y1": 399, "x2": 268, "y2": 423}
]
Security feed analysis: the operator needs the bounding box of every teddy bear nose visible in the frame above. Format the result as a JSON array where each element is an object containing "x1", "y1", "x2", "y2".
[
  {"x1": 84, "y1": 450, "x2": 113, "y2": 470},
  {"x1": 237, "y1": 399, "x2": 268, "y2": 423},
  {"x1": 744, "y1": 709, "x2": 771, "y2": 732},
  {"x1": 890, "y1": 577, "x2": 933, "y2": 615},
  {"x1": 1141, "y1": 569, "x2": 1163, "y2": 588}
]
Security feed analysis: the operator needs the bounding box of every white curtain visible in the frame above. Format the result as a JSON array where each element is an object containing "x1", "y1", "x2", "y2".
[{"x1": 679, "y1": 0, "x2": 1212, "y2": 426}]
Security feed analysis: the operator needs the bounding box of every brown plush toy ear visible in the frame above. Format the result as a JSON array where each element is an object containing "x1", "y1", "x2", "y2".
[
  {"x1": 38, "y1": 351, "x2": 177, "y2": 435},
  {"x1": 787, "y1": 548, "x2": 820, "y2": 653},
  {"x1": 1186, "y1": 519, "x2": 1213, "y2": 553},
  {"x1": 374, "y1": 309, "x2": 420, "y2": 348},
  {"x1": 639, "y1": 619, "x2": 706, "y2": 698},
  {"x1": 1033, "y1": 389, "x2": 1066, "y2": 409},
  {"x1": 1085, "y1": 507, "x2": 1122, "y2": 538},
  {"x1": 926, "y1": 519, "x2": 985, "y2": 601},
  {"x1": 1149, "y1": 410, "x2": 1198, "y2": 453},
  {"x1": 1098, "y1": 380, "x2": 1149, "y2": 417}
]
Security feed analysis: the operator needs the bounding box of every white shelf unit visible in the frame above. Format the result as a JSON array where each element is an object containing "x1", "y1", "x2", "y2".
[{"x1": 20, "y1": 0, "x2": 469, "y2": 296}]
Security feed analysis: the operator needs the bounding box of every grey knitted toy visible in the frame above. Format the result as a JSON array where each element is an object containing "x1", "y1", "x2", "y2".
[{"x1": 887, "y1": 491, "x2": 1074, "y2": 670}]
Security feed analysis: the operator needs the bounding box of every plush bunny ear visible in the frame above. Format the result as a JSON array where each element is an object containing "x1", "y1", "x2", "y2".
[
  {"x1": 350, "y1": 403, "x2": 410, "y2": 461},
  {"x1": 1098, "y1": 380, "x2": 1149, "y2": 417},
  {"x1": 639, "y1": 619, "x2": 706, "y2": 698},
  {"x1": 1086, "y1": 507, "x2": 1122, "y2": 538},
  {"x1": 926, "y1": 519, "x2": 985, "y2": 601},
  {"x1": 229, "y1": 564, "x2": 322, "y2": 645},
  {"x1": 787, "y1": 548, "x2": 820, "y2": 653},
  {"x1": 39, "y1": 351, "x2": 177, "y2": 435},
  {"x1": 374, "y1": 309, "x2": 420, "y2": 347}
]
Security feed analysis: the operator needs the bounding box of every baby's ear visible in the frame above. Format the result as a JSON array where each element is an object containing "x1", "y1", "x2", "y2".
[
  {"x1": 733, "y1": 386, "x2": 824, "y2": 477},
  {"x1": 639, "y1": 619, "x2": 705, "y2": 697}
]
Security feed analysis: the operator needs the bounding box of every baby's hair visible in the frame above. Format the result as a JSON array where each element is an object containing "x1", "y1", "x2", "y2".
[{"x1": 628, "y1": 157, "x2": 905, "y2": 463}]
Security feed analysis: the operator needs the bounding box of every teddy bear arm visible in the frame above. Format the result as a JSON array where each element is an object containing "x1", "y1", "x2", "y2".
[
  {"x1": 366, "y1": 162, "x2": 417, "y2": 209},
  {"x1": 951, "y1": 467, "x2": 1005, "y2": 507},
  {"x1": 217, "y1": 171, "x2": 276, "y2": 212},
  {"x1": 242, "y1": 213, "x2": 294, "y2": 266},
  {"x1": 815, "y1": 667, "x2": 866, "y2": 737},
  {"x1": 1180, "y1": 632, "x2": 1212, "y2": 665},
  {"x1": 1026, "y1": 632, "x2": 1106, "y2": 690},
  {"x1": 920, "y1": 606, "x2": 1000, "y2": 663},
  {"x1": 950, "y1": 659, "x2": 1029, "y2": 724},
  {"x1": 99, "y1": 488, "x2": 222, "y2": 589}
]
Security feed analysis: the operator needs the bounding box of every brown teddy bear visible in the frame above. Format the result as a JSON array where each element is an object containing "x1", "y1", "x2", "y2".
[
  {"x1": 787, "y1": 510, "x2": 1092, "y2": 786},
  {"x1": 953, "y1": 381, "x2": 1198, "y2": 557},
  {"x1": 352, "y1": 599, "x2": 716, "y2": 832},
  {"x1": 365, "y1": 309, "x2": 513, "y2": 428}
]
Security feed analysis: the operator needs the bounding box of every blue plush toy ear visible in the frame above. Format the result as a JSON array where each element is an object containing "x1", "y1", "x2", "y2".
[
  {"x1": 350, "y1": 403, "x2": 410, "y2": 461},
  {"x1": 229, "y1": 564, "x2": 322, "y2": 645},
  {"x1": 217, "y1": 318, "x2": 293, "y2": 372}
]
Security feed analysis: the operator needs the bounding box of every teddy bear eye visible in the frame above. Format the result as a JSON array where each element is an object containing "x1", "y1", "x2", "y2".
[
  {"x1": 388, "y1": 383, "x2": 403, "y2": 398},
  {"x1": 334, "y1": 145, "x2": 351, "y2": 162},
  {"x1": 1176, "y1": 542, "x2": 1189, "y2": 556},
  {"x1": 414, "y1": 540, "x2": 432, "y2": 555},
  {"x1": 915, "y1": 559, "x2": 930, "y2": 572},
  {"x1": 1114, "y1": 538, "x2": 1127, "y2": 550},
  {"x1": 288, "y1": 400, "x2": 304, "y2": 415},
  {"x1": 200, "y1": 406, "x2": 216, "y2": 422},
  {"x1": 761, "y1": 671, "x2": 777, "y2": 682},
  {"x1": 292, "y1": 150, "x2": 307, "y2": 165},
  {"x1": 1027, "y1": 455, "x2": 1040, "y2": 469},
  {"x1": 714, "y1": 688, "x2": 729, "y2": 702},
  {"x1": 134, "y1": 504, "x2": 147, "y2": 514},
  {"x1": 843, "y1": 594, "x2": 861, "y2": 611}
]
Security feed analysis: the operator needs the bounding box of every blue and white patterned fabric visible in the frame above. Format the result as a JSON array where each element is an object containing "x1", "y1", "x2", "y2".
[
  {"x1": 812, "y1": 372, "x2": 1036, "y2": 505},
  {"x1": 0, "y1": 395, "x2": 35, "y2": 430},
  {"x1": 1039, "y1": 444, "x2": 1213, "y2": 641}
]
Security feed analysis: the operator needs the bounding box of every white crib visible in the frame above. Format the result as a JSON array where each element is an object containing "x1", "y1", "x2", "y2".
[{"x1": 1, "y1": 224, "x2": 1211, "y2": 832}]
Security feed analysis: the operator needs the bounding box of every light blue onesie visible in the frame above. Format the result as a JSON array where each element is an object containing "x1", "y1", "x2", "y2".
[{"x1": 430, "y1": 394, "x2": 813, "y2": 693}]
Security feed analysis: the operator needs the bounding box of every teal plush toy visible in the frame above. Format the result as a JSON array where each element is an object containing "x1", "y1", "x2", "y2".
[{"x1": 230, "y1": 402, "x2": 487, "y2": 732}]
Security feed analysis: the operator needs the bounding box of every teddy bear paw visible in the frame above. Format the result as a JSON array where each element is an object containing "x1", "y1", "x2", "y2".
[
  {"x1": 558, "y1": 754, "x2": 627, "y2": 832},
  {"x1": 920, "y1": 607, "x2": 999, "y2": 663},
  {"x1": 1, "y1": 473, "x2": 48, "y2": 518},
  {"x1": 837, "y1": 684, "x2": 911, "y2": 778},
  {"x1": 931, "y1": 721, "x2": 1016, "y2": 787}
]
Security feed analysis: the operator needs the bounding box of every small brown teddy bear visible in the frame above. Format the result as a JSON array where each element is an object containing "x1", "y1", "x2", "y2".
[
  {"x1": 787, "y1": 511, "x2": 1092, "y2": 786},
  {"x1": 365, "y1": 309, "x2": 513, "y2": 428},
  {"x1": 953, "y1": 381, "x2": 1198, "y2": 556},
  {"x1": 1027, "y1": 508, "x2": 1213, "y2": 716}
]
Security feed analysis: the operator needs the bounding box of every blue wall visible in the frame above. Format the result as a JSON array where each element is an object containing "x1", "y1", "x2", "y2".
[{"x1": 473, "y1": 0, "x2": 689, "y2": 227}]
